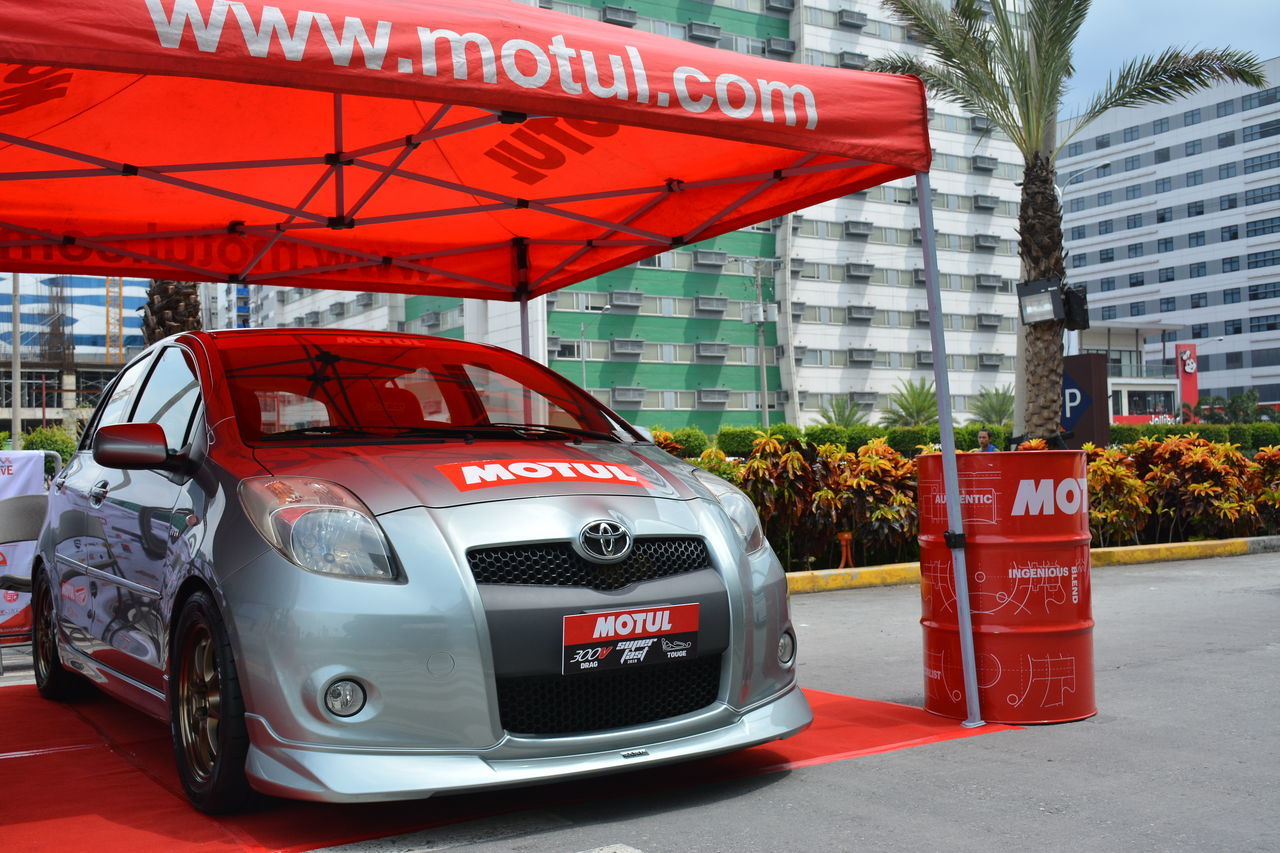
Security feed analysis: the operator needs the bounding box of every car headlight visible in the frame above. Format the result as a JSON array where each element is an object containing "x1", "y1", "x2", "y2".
[
  {"x1": 238, "y1": 477, "x2": 397, "y2": 580},
  {"x1": 692, "y1": 469, "x2": 766, "y2": 554}
]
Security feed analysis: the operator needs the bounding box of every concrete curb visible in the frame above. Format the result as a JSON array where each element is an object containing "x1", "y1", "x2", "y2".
[{"x1": 786, "y1": 535, "x2": 1280, "y2": 595}]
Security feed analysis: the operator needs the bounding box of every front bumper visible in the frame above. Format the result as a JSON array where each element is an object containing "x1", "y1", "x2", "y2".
[{"x1": 243, "y1": 682, "x2": 812, "y2": 802}]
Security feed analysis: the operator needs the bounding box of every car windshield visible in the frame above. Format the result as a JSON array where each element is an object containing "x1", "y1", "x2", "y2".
[{"x1": 215, "y1": 332, "x2": 637, "y2": 444}]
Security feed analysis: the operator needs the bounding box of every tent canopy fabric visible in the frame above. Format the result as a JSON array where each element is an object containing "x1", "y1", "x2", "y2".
[{"x1": 0, "y1": 0, "x2": 931, "y2": 300}]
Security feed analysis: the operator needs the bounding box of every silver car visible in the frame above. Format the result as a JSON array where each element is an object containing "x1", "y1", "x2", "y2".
[{"x1": 31, "y1": 329, "x2": 811, "y2": 813}]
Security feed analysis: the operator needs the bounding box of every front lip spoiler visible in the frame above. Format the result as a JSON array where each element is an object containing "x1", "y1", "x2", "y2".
[{"x1": 242, "y1": 684, "x2": 813, "y2": 803}]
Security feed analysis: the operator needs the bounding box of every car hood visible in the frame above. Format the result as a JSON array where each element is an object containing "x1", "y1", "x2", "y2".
[{"x1": 247, "y1": 440, "x2": 699, "y2": 514}]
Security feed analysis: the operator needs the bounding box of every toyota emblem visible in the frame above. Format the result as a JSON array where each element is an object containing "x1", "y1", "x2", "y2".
[{"x1": 579, "y1": 520, "x2": 632, "y2": 563}]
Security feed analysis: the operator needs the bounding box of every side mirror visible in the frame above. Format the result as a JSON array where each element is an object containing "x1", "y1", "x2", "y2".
[{"x1": 93, "y1": 423, "x2": 171, "y2": 470}]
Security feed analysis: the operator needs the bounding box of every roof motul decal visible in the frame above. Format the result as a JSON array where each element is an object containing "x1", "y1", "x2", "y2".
[{"x1": 436, "y1": 458, "x2": 652, "y2": 491}]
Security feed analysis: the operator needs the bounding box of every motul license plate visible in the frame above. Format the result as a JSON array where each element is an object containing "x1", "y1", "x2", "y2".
[{"x1": 562, "y1": 603, "x2": 700, "y2": 674}]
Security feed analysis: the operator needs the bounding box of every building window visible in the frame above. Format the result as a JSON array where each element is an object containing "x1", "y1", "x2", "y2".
[
  {"x1": 1157, "y1": 207, "x2": 1173, "y2": 223},
  {"x1": 1224, "y1": 288, "x2": 1241, "y2": 304},
  {"x1": 1222, "y1": 225, "x2": 1240, "y2": 241},
  {"x1": 1095, "y1": 133, "x2": 1111, "y2": 149},
  {"x1": 1186, "y1": 170, "x2": 1203, "y2": 187},
  {"x1": 1098, "y1": 219, "x2": 1114, "y2": 235},
  {"x1": 1101, "y1": 277, "x2": 1116, "y2": 291},
  {"x1": 1243, "y1": 119, "x2": 1280, "y2": 142},
  {"x1": 1155, "y1": 177, "x2": 1171, "y2": 193},
  {"x1": 1190, "y1": 262, "x2": 1207, "y2": 278},
  {"x1": 1097, "y1": 190, "x2": 1112, "y2": 205},
  {"x1": 1067, "y1": 141, "x2": 1084, "y2": 157},
  {"x1": 1158, "y1": 237, "x2": 1174, "y2": 252},
  {"x1": 1069, "y1": 197, "x2": 1086, "y2": 212},
  {"x1": 1188, "y1": 231, "x2": 1206, "y2": 248},
  {"x1": 1247, "y1": 217, "x2": 1280, "y2": 237},
  {"x1": 1153, "y1": 117, "x2": 1169, "y2": 133},
  {"x1": 1129, "y1": 272, "x2": 1145, "y2": 287},
  {"x1": 1184, "y1": 108, "x2": 1201, "y2": 126},
  {"x1": 1159, "y1": 267, "x2": 1176, "y2": 282},
  {"x1": 1070, "y1": 225, "x2": 1086, "y2": 240},
  {"x1": 1128, "y1": 243, "x2": 1144, "y2": 258},
  {"x1": 1130, "y1": 302, "x2": 1146, "y2": 316},
  {"x1": 1218, "y1": 130, "x2": 1236, "y2": 147},
  {"x1": 1127, "y1": 213, "x2": 1143, "y2": 229},
  {"x1": 1249, "y1": 250, "x2": 1280, "y2": 269},
  {"x1": 1245, "y1": 152, "x2": 1280, "y2": 174},
  {"x1": 1185, "y1": 139, "x2": 1202, "y2": 156},
  {"x1": 1217, "y1": 100, "x2": 1236, "y2": 118},
  {"x1": 1101, "y1": 305, "x2": 1117, "y2": 320},
  {"x1": 1191, "y1": 324, "x2": 1207, "y2": 339},
  {"x1": 1124, "y1": 155, "x2": 1142, "y2": 171},
  {"x1": 1099, "y1": 248, "x2": 1114, "y2": 263},
  {"x1": 1187, "y1": 201, "x2": 1204, "y2": 217},
  {"x1": 1071, "y1": 253, "x2": 1087, "y2": 268},
  {"x1": 1097, "y1": 163, "x2": 1112, "y2": 177},
  {"x1": 1242, "y1": 87, "x2": 1280, "y2": 110},
  {"x1": 1154, "y1": 147, "x2": 1171, "y2": 164},
  {"x1": 1245, "y1": 185, "x2": 1280, "y2": 205},
  {"x1": 1160, "y1": 297, "x2": 1175, "y2": 312},
  {"x1": 1220, "y1": 163, "x2": 1238, "y2": 179},
  {"x1": 1221, "y1": 193, "x2": 1239, "y2": 210},
  {"x1": 1225, "y1": 318, "x2": 1242, "y2": 335},
  {"x1": 1126, "y1": 184, "x2": 1142, "y2": 199},
  {"x1": 1191, "y1": 292, "x2": 1208, "y2": 308},
  {"x1": 1124, "y1": 125, "x2": 1141, "y2": 142},
  {"x1": 1223, "y1": 256, "x2": 1240, "y2": 272},
  {"x1": 1250, "y1": 282, "x2": 1280, "y2": 301},
  {"x1": 1251, "y1": 315, "x2": 1280, "y2": 333}
]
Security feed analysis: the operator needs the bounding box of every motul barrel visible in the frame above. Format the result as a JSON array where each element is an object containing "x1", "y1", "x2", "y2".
[{"x1": 917, "y1": 451, "x2": 1095, "y2": 724}]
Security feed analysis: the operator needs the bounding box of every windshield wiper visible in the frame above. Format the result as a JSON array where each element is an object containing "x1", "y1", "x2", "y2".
[
  {"x1": 259, "y1": 425, "x2": 393, "y2": 439},
  {"x1": 476, "y1": 422, "x2": 621, "y2": 442}
]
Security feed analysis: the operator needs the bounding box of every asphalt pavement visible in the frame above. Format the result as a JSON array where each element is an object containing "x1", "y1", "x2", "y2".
[{"x1": 3, "y1": 553, "x2": 1277, "y2": 852}]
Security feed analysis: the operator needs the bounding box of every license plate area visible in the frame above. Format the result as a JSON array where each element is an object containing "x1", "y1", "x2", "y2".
[{"x1": 562, "y1": 603, "x2": 700, "y2": 674}]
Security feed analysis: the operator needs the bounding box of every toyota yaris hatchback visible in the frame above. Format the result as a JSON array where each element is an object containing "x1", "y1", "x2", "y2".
[{"x1": 32, "y1": 329, "x2": 811, "y2": 813}]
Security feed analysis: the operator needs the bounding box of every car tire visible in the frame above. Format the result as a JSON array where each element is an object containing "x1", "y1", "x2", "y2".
[
  {"x1": 169, "y1": 590, "x2": 255, "y2": 814},
  {"x1": 32, "y1": 571, "x2": 91, "y2": 701}
]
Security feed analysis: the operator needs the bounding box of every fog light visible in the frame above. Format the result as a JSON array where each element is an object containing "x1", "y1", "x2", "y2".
[
  {"x1": 324, "y1": 679, "x2": 366, "y2": 717},
  {"x1": 777, "y1": 630, "x2": 796, "y2": 666}
]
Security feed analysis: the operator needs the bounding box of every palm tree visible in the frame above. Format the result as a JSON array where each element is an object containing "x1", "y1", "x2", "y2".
[
  {"x1": 880, "y1": 377, "x2": 940, "y2": 426},
  {"x1": 818, "y1": 395, "x2": 871, "y2": 428},
  {"x1": 142, "y1": 280, "x2": 203, "y2": 344},
  {"x1": 868, "y1": 0, "x2": 1265, "y2": 438},
  {"x1": 969, "y1": 383, "x2": 1015, "y2": 425}
]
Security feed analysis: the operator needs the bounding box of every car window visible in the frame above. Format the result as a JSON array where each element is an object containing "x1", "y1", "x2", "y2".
[
  {"x1": 87, "y1": 354, "x2": 155, "y2": 444},
  {"x1": 130, "y1": 347, "x2": 202, "y2": 452}
]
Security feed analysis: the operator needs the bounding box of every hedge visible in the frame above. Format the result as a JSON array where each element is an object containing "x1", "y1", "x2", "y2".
[{"x1": 671, "y1": 426, "x2": 708, "y2": 458}]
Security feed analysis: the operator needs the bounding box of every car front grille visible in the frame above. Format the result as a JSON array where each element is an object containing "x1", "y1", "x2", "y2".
[
  {"x1": 495, "y1": 654, "x2": 722, "y2": 735},
  {"x1": 467, "y1": 537, "x2": 710, "y2": 591}
]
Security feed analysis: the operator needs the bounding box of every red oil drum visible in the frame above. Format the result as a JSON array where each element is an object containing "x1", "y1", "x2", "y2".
[{"x1": 917, "y1": 451, "x2": 1095, "y2": 724}]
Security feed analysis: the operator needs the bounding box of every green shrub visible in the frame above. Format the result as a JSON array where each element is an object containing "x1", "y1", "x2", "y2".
[
  {"x1": 804, "y1": 423, "x2": 850, "y2": 449},
  {"x1": 884, "y1": 425, "x2": 938, "y2": 457},
  {"x1": 671, "y1": 426, "x2": 708, "y2": 458},
  {"x1": 1250, "y1": 422, "x2": 1280, "y2": 449},
  {"x1": 1227, "y1": 424, "x2": 1251, "y2": 448},
  {"x1": 1109, "y1": 424, "x2": 1141, "y2": 446},
  {"x1": 21, "y1": 426, "x2": 77, "y2": 475},
  {"x1": 715, "y1": 426, "x2": 759, "y2": 457},
  {"x1": 846, "y1": 424, "x2": 882, "y2": 452},
  {"x1": 767, "y1": 422, "x2": 803, "y2": 442}
]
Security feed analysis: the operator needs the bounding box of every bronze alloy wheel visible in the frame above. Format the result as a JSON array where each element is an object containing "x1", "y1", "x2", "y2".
[
  {"x1": 176, "y1": 614, "x2": 221, "y2": 784},
  {"x1": 34, "y1": 581, "x2": 57, "y2": 685}
]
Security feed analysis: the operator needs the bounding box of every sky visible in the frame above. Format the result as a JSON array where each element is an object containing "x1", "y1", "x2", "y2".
[{"x1": 1061, "y1": 0, "x2": 1280, "y2": 115}]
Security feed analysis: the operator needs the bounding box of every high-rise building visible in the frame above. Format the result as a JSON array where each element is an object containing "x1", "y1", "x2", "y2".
[
  {"x1": 253, "y1": 0, "x2": 1025, "y2": 432},
  {"x1": 1060, "y1": 57, "x2": 1280, "y2": 414}
]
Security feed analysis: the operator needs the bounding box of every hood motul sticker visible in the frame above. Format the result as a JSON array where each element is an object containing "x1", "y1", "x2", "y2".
[
  {"x1": 437, "y1": 459, "x2": 652, "y2": 491},
  {"x1": 562, "y1": 604, "x2": 700, "y2": 674}
]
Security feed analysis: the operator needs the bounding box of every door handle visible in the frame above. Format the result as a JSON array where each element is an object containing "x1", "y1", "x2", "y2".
[
  {"x1": 53, "y1": 476, "x2": 68, "y2": 493},
  {"x1": 88, "y1": 480, "x2": 110, "y2": 506}
]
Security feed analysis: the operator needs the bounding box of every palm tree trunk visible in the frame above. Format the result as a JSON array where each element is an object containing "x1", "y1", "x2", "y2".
[{"x1": 1018, "y1": 153, "x2": 1067, "y2": 438}]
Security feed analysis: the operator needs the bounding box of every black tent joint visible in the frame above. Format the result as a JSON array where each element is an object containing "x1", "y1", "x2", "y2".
[
  {"x1": 402, "y1": 135, "x2": 421, "y2": 150},
  {"x1": 669, "y1": 236, "x2": 685, "y2": 247},
  {"x1": 324, "y1": 152, "x2": 353, "y2": 166},
  {"x1": 61, "y1": 234, "x2": 76, "y2": 246},
  {"x1": 664, "y1": 178, "x2": 684, "y2": 193},
  {"x1": 498, "y1": 111, "x2": 528, "y2": 124},
  {"x1": 381, "y1": 256, "x2": 393, "y2": 266},
  {"x1": 513, "y1": 198, "x2": 529, "y2": 209},
  {"x1": 120, "y1": 163, "x2": 139, "y2": 176},
  {"x1": 227, "y1": 220, "x2": 245, "y2": 235},
  {"x1": 228, "y1": 273, "x2": 244, "y2": 283},
  {"x1": 326, "y1": 216, "x2": 356, "y2": 229}
]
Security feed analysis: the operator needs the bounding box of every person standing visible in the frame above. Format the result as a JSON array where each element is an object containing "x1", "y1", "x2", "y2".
[{"x1": 975, "y1": 428, "x2": 997, "y2": 452}]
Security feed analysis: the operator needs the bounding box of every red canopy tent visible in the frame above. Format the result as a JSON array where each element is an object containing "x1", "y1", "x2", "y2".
[
  {"x1": 0, "y1": 0, "x2": 930, "y2": 301},
  {"x1": 0, "y1": 0, "x2": 986, "y2": 726}
]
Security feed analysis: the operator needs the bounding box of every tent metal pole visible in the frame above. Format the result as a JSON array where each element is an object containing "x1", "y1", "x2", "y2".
[
  {"x1": 10, "y1": 272, "x2": 20, "y2": 450},
  {"x1": 519, "y1": 290, "x2": 530, "y2": 358},
  {"x1": 915, "y1": 170, "x2": 983, "y2": 727}
]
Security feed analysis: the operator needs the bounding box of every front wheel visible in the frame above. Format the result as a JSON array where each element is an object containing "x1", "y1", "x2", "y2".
[
  {"x1": 32, "y1": 572, "x2": 90, "y2": 700},
  {"x1": 169, "y1": 590, "x2": 254, "y2": 814}
]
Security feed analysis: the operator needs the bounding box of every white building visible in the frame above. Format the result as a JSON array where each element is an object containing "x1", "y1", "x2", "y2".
[{"x1": 1060, "y1": 57, "x2": 1280, "y2": 414}]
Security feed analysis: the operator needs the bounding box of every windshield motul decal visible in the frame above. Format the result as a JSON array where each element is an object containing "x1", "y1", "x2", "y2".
[{"x1": 437, "y1": 459, "x2": 651, "y2": 491}]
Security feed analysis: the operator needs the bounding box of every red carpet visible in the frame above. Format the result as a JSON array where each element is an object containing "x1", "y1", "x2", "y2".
[{"x1": 0, "y1": 686, "x2": 1015, "y2": 852}]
